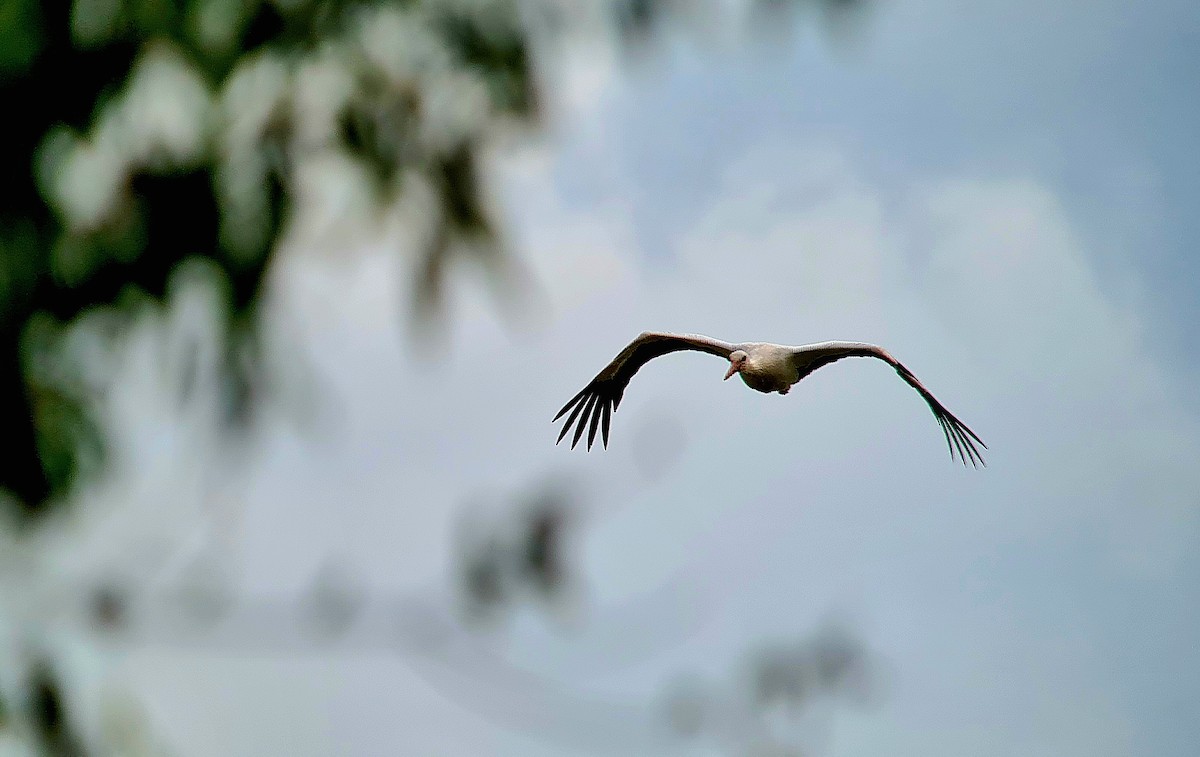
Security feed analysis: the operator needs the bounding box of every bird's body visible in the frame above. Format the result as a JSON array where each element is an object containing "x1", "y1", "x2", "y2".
[
  {"x1": 733, "y1": 342, "x2": 801, "y2": 394},
  {"x1": 554, "y1": 331, "x2": 986, "y2": 467}
]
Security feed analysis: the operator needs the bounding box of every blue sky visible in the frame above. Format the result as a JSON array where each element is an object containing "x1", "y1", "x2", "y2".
[
  {"x1": 6, "y1": 1, "x2": 1199, "y2": 756},
  {"x1": 575, "y1": 0, "x2": 1200, "y2": 371}
]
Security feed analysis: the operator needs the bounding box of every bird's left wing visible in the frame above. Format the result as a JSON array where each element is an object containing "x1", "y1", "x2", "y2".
[
  {"x1": 790, "y1": 341, "x2": 988, "y2": 467},
  {"x1": 554, "y1": 332, "x2": 735, "y2": 450}
]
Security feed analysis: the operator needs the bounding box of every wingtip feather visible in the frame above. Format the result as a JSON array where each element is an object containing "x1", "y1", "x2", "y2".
[
  {"x1": 553, "y1": 388, "x2": 587, "y2": 421},
  {"x1": 587, "y1": 401, "x2": 601, "y2": 450},
  {"x1": 571, "y1": 395, "x2": 597, "y2": 449},
  {"x1": 601, "y1": 399, "x2": 612, "y2": 449}
]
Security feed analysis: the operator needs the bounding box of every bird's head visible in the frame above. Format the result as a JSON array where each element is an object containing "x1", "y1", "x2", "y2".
[{"x1": 724, "y1": 350, "x2": 748, "y2": 380}]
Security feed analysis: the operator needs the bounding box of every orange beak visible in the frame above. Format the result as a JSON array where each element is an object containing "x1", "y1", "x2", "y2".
[{"x1": 724, "y1": 362, "x2": 738, "y2": 380}]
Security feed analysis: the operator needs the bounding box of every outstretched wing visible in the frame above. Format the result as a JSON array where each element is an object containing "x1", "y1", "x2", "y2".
[
  {"x1": 554, "y1": 332, "x2": 735, "y2": 450},
  {"x1": 790, "y1": 341, "x2": 988, "y2": 467}
]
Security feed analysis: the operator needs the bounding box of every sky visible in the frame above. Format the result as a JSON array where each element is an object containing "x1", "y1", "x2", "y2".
[{"x1": 4, "y1": 1, "x2": 1199, "y2": 756}]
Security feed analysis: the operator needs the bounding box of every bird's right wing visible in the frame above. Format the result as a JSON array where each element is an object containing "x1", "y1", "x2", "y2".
[{"x1": 553, "y1": 332, "x2": 735, "y2": 450}]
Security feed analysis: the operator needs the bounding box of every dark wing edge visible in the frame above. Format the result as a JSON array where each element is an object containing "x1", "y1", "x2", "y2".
[
  {"x1": 553, "y1": 332, "x2": 734, "y2": 451},
  {"x1": 793, "y1": 342, "x2": 987, "y2": 467},
  {"x1": 890, "y1": 358, "x2": 988, "y2": 468}
]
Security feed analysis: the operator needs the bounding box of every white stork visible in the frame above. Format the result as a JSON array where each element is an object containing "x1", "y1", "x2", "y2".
[{"x1": 554, "y1": 332, "x2": 986, "y2": 467}]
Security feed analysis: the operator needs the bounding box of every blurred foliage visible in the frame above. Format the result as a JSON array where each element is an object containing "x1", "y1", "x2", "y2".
[
  {"x1": 5, "y1": 471, "x2": 875, "y2": 754},
  {"x1": 88, "y1": 580, "x2": 131, "y2": 632},
  {"x1": 27, "y1": 660, "x2": 86, "y2": 757},
  {"x1": 457, "y1": 476, "x2": 578, "y2": 623},
  {"x1": 0, "y1": 0, "x2": 868, "y2": 521},
  {"x1": 664, "y1": 624, "x2": 876, "y2": 755},
  {"x1": 299, "y1": 559, "x2": 365, "y2": 641}
]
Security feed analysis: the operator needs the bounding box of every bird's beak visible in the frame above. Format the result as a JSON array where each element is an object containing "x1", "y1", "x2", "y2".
[{"x1": 724, "y1": 363, "x2": 738, "y2": 380}]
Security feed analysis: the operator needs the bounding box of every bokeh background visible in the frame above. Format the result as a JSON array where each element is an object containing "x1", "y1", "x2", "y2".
[{"x1": 1, "y1": 1, "x2": 1198, "y2": 755}]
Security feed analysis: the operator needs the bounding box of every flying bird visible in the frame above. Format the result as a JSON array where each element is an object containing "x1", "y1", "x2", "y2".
[{"x1": 553, "y1": 332, "x2": 986, "y2": 467}]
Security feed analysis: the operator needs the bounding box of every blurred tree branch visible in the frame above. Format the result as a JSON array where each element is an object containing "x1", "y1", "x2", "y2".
[{"x1": 0, "y1": 0, "x2": 869, "y2": 520}]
